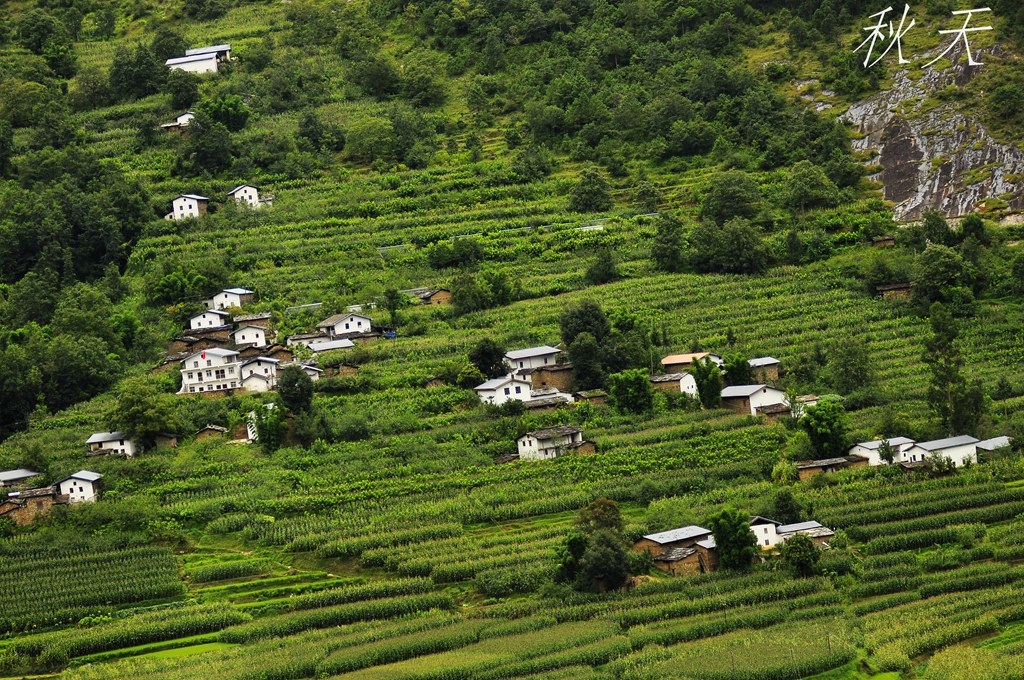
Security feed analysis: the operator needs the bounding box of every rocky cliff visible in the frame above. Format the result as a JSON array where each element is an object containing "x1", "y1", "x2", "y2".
[{"x1": 841, "y1": 45, "x2": 1024, "y2": 221}]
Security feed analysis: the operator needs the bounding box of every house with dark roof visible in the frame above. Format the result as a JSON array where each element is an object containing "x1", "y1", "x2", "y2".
[
  {"x1": 796, "y1": 456, "x2": 869, "y2": 480},
  {"x1": 0, "y1": 487, "x2": 68, "y2": 525},
  {"x1": 86, "y1": 432, "x2": 136, "y2": 458},
  {"x1": 318, "y1": 312, "x2": 373, "y2": 338}
]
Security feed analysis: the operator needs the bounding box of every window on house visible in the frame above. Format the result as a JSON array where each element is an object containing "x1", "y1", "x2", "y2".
[
  {"x1": 765, "y1": 539, "x2": 770, "y2": 546},
  {"x1": 193, "y1": 362, "x2": 199, "y2": 368},
  {"x1": 187, "y1": 373, "x2": 194, "y2": 380},
  {"x1": 504, "y1": 388, "x2": 510, "y2": 395},
  {"x1": 515, "y1": 386, "x2": 521, "y2": 394},
  {"x1": 228, "y1": 367, "x2": 234, "y2": 375},
  {"x1": 189, "y1": 387, "x2": 195, "y2": 393},
  {"x1": 215, "y1": 369, "x2": 226, "y2": 379},
  {"x1": 345, "y1": 323, "x2": 350, "y2": 329}
]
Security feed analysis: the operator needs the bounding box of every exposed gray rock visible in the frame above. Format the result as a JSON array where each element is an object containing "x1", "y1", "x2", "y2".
[{"x1": 842, "y1": 45, "x2": 1024, "y2": 220}]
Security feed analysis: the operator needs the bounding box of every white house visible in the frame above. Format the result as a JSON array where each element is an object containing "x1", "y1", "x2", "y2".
[
  {"x1": 748, "y1": 516, "x2": 834, "y2": 549},
  {"x1": 309, "y1": 338, "x2": 355, "y2": 353},
  {"x1": 161, "y1": 111, "x2": 195, "y2": 132},
  {"x1": 166, "y1": 194, "x2": 209, "y2": 220},
  {"x1": 178, "y1": 348, "x2": 241, "y2": 394},
  {"x1": 517, "y1": 426, "x2": 585, "y2": 461},
  {"x1": 650, "y1": 372, "x2": 698, "y2": 397},
  {"x1": 282, "y1": 362, "x2": 323, "y2": 382},
  {"x1": 720, "y1": 385, "x2": 788, "y2": 417},
  {"x1": 506, "y1": 346, "x2": 561, "y2": 373},
  {"x1": 474, "y1": 376, "x2": 533, "y2": 405},
  {"x1": 903, "y1": 435, "x2": 980, "y2": 467},
  {"x1": 231, "y1": 325, "x2": 267, "y2": 348},
  {"x1": 847, "y1": 437, "x2": 917, "y2": 466},
  {"x1": 0, "y1": 469, "x2": 41, "y2": 487},
  {"x1": 189, "y1": 309, "x2": 231, "y2": 330},
  {"x1": 85, "y1": 432, "x2": 136, "y2": 458},
  {"x1": 318, "y1": 313, "x2": 372, "y2": 337},
  {"x1": 58, "y1": 471, "x2": 102, "y2": 503},
  {"x1": 227, "y1": 184, "x2": 272, "y2": 209},
  {"x1": 240, "y1": 357, "x2": 279, "y2": 393},
  {"x1": 165, "y1": 53, "x2": 219, "y2": 73},
  {"x1": 205, "y1": 288, "x2": 255, "y2": 310}
]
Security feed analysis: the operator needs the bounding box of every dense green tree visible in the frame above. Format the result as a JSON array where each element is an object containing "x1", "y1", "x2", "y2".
[
  {"x1": 781, "y1": 533, "x2": 820, "y2": 577},
  {"x1": 165, "y1": 70, "x2": 199, "y2": 110},
  {"x1": 346, "y1": 116, "x2": 395, "y2": 162},
  {"x1": 251, "y1": 405, "x2": 287, "y2": 454},
  {"x1": 577, "y1": 529, "x2": 630, "y2": 591},
  {"x1": 0, "y1": 346, "x2": 43, "y2": 438},
  {"x1": 784, "y1": 161, "x2": 839, "y2": 221},
  {"x1": 800, "y1": 399, "x2": 849, "y2": 459},
  {"x1": 468, "y1": 338, "x2": 508, "y2": 379},
  {"x1": 278, "y1": 365, "x2": 315, "y2": 414},
  {"x1": 510, "y1": 146, "x2": 551, "y2": 182},
  {"x1": 878, "y1": 440, "x2": 896, "y2": 464},
  {"x1": 923, "y1": 302, "x2": 986, "y2": 434},
  {"x1": 822, "y1": 336, "x2": 872, "y2": 395},
  {"x1": 450, "y1": 272, "x2": 490, "y2": 315},
  {"x1": 913, "y1": 244, "x2": 974, "y2": 314},
  {"x1": 401, "y1": 51, "x2": 446, "y2": 107},
  {"x1": 184, "y1": 0, "x2": 228, "y2": 21},
  {"x1": 568, "y1": 332, "x2": 605, "y2": 390},
  {"x1": 770, "y1": 489, "x2": 803, "y2": 524},
  {"x1": 560, "y1": 300, "x2": 611, "y2": 346},
  {"x1": 689, "y1": 218, "x2": 768, "y2": 275},
  {"x1": 16, "y1": 9, "x2": 62, "y2": 54},
  {"x1": 633, "y1": 181, "x2": 660, "y2": 213},
  {"x1": 105, "y1": 377, "x2": 175, "y2": 448},
  {"x1": 109, "y1": 44, "x2": 166, "y2": 101},
  {"x1": 701, "y1": 171, "x2": 760, "y2": 224},
  {"x1": 297, "y1": 111, "x2": 345, "y2": 153},
  {"x1": 0, "y1": 121, "x2": 13, "y2": 179},
  {"x1": 708, "y1": 507, "x2": 756, "y2": 571},
  {"x1": 569, "y1": 166, "x2": 613, "y2": 213},
  {"x1": 180, "y1": 114, "x2": 233, "y2": 174},
  {"x1": 150, "y1": 26, "x2": 188, "y2": 62},
  {"x1": 576, "y1": 498, "x2": 623, "y2": 534},
  {"x1": 691, "y1": 356, "x2": 723, "y2": 409},
  {"x1": 348, "y1": 53, "x2": 402, "y2": 98},
  {"x1": 922, "y1": 210, "x2": 952, "y2": 247},
  {"x1": 650, "y1": 215, "x2": 685, "y2": 273},
  {"x1": 43, "y1": 334, "x2": 119, "y2": 413},
  {"x1": 585, "y1": 247, "x2": 620, "y2": 286},
  {"x1": 723, "y1": 352, "x2": 752, "y2": 386},
  {"x1": 50, "y1": 284, "x2": 118, "y2": 351},
  {"x1": 379, "y1": 288, "x2": 405, "y2": 326},
  {"x1": 200, "y1": 95, "x2": 251, "y2": 133},
  {"x1": 608, "y1": 369, "x2": 655, "y2": 415}
]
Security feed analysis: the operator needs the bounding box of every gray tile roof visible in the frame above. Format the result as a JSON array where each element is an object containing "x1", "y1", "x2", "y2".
[
  {"x1": 914, "y1": 435, "x2": 979, "y2": 451},
  {"x1": 642, "y1": 525, "x2": 712, "y2": 545}
]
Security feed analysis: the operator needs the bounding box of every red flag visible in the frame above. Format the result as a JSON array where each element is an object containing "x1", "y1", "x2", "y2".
[{"x1": 201, "y1": 351, "x2": 206, "y2": 360}]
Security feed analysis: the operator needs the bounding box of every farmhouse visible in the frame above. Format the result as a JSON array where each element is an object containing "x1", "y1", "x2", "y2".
[
  {"x1": 0, "y1": 469, "x2": 41, "y2": 488},
  {"x1": 748, "y1": 357, "x2": 781, "y2": 383},
  {"x1": 165, "y1": 53, "x2": 219, "y2": 73},
  {"x1": 161, "y1": 110, "x2": 195, "y2": 133},
  {"x1": 633, "y1": 525, "x2": 714, "y2": 557},
  {"x1": 261, "y1": 346, "x2": 295, "y2": 363},
  {"x1": 227, "y1": 184, "x2": 272, "y2": 209},
  {"x1": 240, "y1": 357, "x2": 280, "y2": 392},
  {"x1": 405, "y1": 288, "x2": 451, "y2": 305},
  {"x1": 86, "y1": 432, "x2": 136, "y2": 458},
  {"x1": 652, "y1": 537, "x2": 718, "y2": 576},
  {"x1": 522, "y1": 364, "x2": 573, "y2": 392},
  {"x1": 233, "y1": 312, "x2": 273, "y2": 329},
  {"x1": 473, "y1": 376, "x2": 533, "y2": 405},
  {"x1": 154, "y1": 433, "x2": 178, "y2": 450},
  {"x1": 206, "y1": 288, "x2": 255, "y2": 310},
  {"x1": 287, "y1": 332, "x2": 330, "y2": 347},
  {"x1": 58, "y1": 470, "x2": 102, "y2": 503},
  {"x1": 309, "y1": 338, "x2": 356, "y2": 353},
  {"x1": 517, "y1": 426, "x2": 587, "y2": 461},
  {"x1": 166, "y1": 194, "x2": 209, "y2": 220},
  {"x1": 903, "y1": 435, "x2": 980, "y2": 467},
  {"x1": 187, "y1": 43, "x2": 232, "y2": 61},
  {"x1": 872, "y1": 235, "x2": 896, "y2": 247},
  {"x1": 720, "y1": 385, "x2": 788, "y2": 417},
  {"x1": 231, "y1": 325, "x2": 267, "y2": 348},
  {"x1": 318, "y1": 312, "x2": 373, "y2": 337},
  {"x1": 847, "y1": 437, "x2": 917, "y2": 466},
  {"x1": 195, "y1": 424, "x2": 229, "y2": 441},
  {"x1": 178, "y1": 348, "x2": 241, "y2": 395},
  {"x1": 649, "y1": 372, "x2": 698, "y2": 397},
  {"x1": 506, "y1": 346, "x2": 562, "y2": 373},
  {"x1": 189, "y1": 309, "x2": 231, "y2": 331},
  {"x1": 661, "y1": 352, "x2": 723, "y2": 373},
  {"x1": 796, "y1": 455, "x2": 869, "y2": 480},
  {"x1": 748, "y1": 517, "x2": 835, "y2": 548},
  {"x1": 756, "y1": 402, "x2": 792, "y2": 423},
  {"x1": 0, "y1": 487, "x2": 68, "y2": 525}
]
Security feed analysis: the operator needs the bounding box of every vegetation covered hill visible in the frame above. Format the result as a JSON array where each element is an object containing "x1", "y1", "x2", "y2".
[{"x1": 1, "y1": 0, "x2": 1024, "y2": 678}]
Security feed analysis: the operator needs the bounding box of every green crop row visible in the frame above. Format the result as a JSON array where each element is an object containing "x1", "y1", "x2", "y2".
[{"x1": 846, "y1": 501, "x2": 1024, "y2": 541}]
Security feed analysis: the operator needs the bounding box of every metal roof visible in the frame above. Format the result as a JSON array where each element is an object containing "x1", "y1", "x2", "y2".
[
  {"x1": 642, "y1": 525, "x2": 712, "y2": 545},
  {"x1": 853, "y1": 437, "x2": 915, "y2": 450},
  {"x1": 86, "y1": 431, "x2": 127, "y2": 444},
  {"x1": 506, "y1": 346, "x2": 561, "y2": 360},
  {"x1": 192, "y1": 309, "x2": 230, "y2": 317},
  {"x1": 653, "y1": 547, "x2": 697, "y2": 562},
  {"x1": 185, "y1": 44, "x2": 231, "y2": 56},
  {"x1": 977, "y1": 436, "x2": 1011, "y2": 451},
  {"x1": 748, "y1": 357, "x2": 780, "y2": 367},
  {"x1": 721, "y1": 384, "x2": 770, "y2": 398},
  {"x1": 241, "y1": 357, "x2": 280, "y2": 367},
  {"x1": 233, "y1": 312, "x2": 272, "y2": 322},
  {"x1": 227, "y1": 185, "x2": 258, "y2": 195},
  {"x1": 184, "y1": 348, "x2": 239, "y2": 361},
  {"x1": 62, "y1": 470, "x2": 102, "y2": 483},
  {"x1": 525, "y1": 426, "x2": 583, "y2": 440},
  {"x1": 0, "y1": 469, "x2": 40, "y2": 483},
  {"x1": 319, "y1": 312, "x2": 372, "y2": 327},
  {"x1": 913, "y1": 435, "x2": 979, "y2": 451},
  {"x1": 222, "y1": 288, "x2": 254, "y2": 295},
  {"x1": 777, "y1": 520, "x2": 823, "y2": 534},
  {"x1": 231, "y1": 325, "x2": 264, "y2": 334},
  {"x1": 176, "y1": 193, "x2": 209, "y2": 201},
  {"x1": 474, "y1": 376, "x2": 530, "y2": 390},
  {"x1": 309, "y1": 339, "x2": 355, "y2": 352},
  {"x1": 165, "y1": 54, "x2": 217, "y2": 65},
  {"x1": 696, "y1": 537, "x2": 716, "y2": 549},
  {"x1": 797, "y1": 457, "x2": 848, "y2": 468},
  {"x1": 650, "y1": 373, "x2": 686, "y2": 382}
]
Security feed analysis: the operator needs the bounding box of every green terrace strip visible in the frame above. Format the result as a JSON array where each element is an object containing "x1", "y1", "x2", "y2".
[
  {"x1": 242, "y1": 578, "x2": 436, "y2": 616},
  {"x1": 186, "y1": 560, "x2": 273, "y2": 583}
]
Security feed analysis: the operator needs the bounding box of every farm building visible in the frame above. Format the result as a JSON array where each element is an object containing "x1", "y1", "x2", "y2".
[
  {"x1": 796, "y1": 456, "x2": 869, "y2": 480},
  {"x1": 473, "y1": 376, "x2": 533, "y2": 405},
  {"x1": 160, "y1": 111, "x2": 195, "y2": 133},
  {"x1": 748, "y1": 357, "x2": 781, "y2": 383},
  {"x1": 661, "y1": 352, "x2": 723, "y2": 373},
  {"x1": 240, "y1": 358, "x2": 280, "y2": 393},
  {"x1": 903, "y1": 435, "x2": 980, "y2": 467},
  {"x1": 195, "y1": 424, "x2": 229, "y2": 441},
  {"x1": 405, "y1": 288, "x2": 451, "y2": 305},
  {"x1": 318, "y1": 313, "x2": 373, "y2": 337},
  {"x1": 154, "y1": 433, "x2": 178, "y2": 450},
  {"x1": 0, "y1": 487, "x2": 68, "y2": 525},
  {"x1": 876, "y1": 282, "x2": 912, "y2": 299},
  {"x1": 286, "y1": 332, "x2": 330, "y2": 347},
  {"x1": 0, "y1": 469, "x2": 41, "y2": 488},
  {"x1": 792, "y1": 394, "x2": 819, "y2": 417},
  {"x1": 166, "y1": 194, "x2": 209, "y2": 220},
  {"x1": 633, "y1": 525, "x2": 713, "y2": 557},
  {"x1": 86, "y1": 432, "x2": 136, "y2": 458},
  {"x1": 178, "y1": 348, "x2": 241, "y2": 395},
  {"x1": 756, "y1": 402, "x2": 792, "y2": 423},
  {"x1": 517, "y1": 426, "x2": 588, "y2": 461},
  {"x1": 506, "y1": 346, "x2": 562, "y2": 373},
  {"x1": 847, "y1": 437, "x2": 917, "y2": 466},
  {"x1": 206, "y1": 288, "x2": 255, "y2": 310},
  {"x1": 720, "y1": 385, "x2": 788, "y2": 417},
  {"x1": 309, "y1": 338, "x2": 356, "y2": 353},
  {"x1": 231, "y1": 325, "x2": 267, "y2": 348},
  {"x1": 187, "y1": 43, "x2": 232, "y2": 61},
  {"x1": 282, "y1": 362, "x2": 324, "y2": 381},
  {"x1": 165, "y1": 53, "x2": 219, "y2": 73},
  {"x1": 189, "y1": 309, "x2": 231, "y2": 331},
  {"x1": 574, "y1": 389, "x2": 607, "y2": 406},
  {"x1": 649, "y1": 373, "x2": 698, "y2": 397},
  {"x1": 748, "y1": 517, "x2": 835, "y2": 549},
  {"x1": 233, "y1": 312, "x2": 273, "y2": 329},
  {"x1": 57, "y1": 471, "x2": 102, "y2": 503},
  {"x1": 227, "y1": 184, "x2": 272, "y2": 209},
  {"x1": 977, "y1": 436, "x2": 1012, "y2": 456},
  {"x1": 522, "y1": 364, "x2": 573, "y2": 391},
  {"x1": 652, "y1": 537, "x2": 718, "y2": 576},
  {"x1": 872, "y1": 235, "x2": 896, "y2": 247}
]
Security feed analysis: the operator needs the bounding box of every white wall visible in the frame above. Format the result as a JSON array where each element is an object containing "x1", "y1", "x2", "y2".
[
  {"x1": 179, "y1": 354, "x2": 240, "y2": 394},
  {"x1": 232, "y1": 186, "x2": 261, "y2": 208},
  {"x1": 331, "y1": 315, "x2": 371, "y2": 335},
  {"x1": 93, "y1": 439, "x2": 135, "y2": 458},
  {"x1": 171, "y1": 196, "x2": 205, "y2": 220},
  {"x1": 233, "y1": 327, "x2": 266, "y2": 347},
  {"x1": 680, "y1": 373, "x2": 698, "y2": 397},
  {"x1": 907, "y1": 444, "x2": 977, "y2": 467},
  {"x1": 849, "y1": 441, "x2": 916, "y2": 466},
  {"x1": 509, "y1": 352, "x2": 559, "y2": 373},
  {"x1": 746, "y1": 388, "x2": 788, "y2": 416},
  {"x1": 517, "y1": 431, "x2": 583, "y2": 461},
  {"x1": 59, "y1": 479, "x2": 98, "y2": 503},
  {"x1": 190, "y1": 312, "x2": 227, "y2": 329},
  {"x1": 750, "y1": 523, "x2": 780, "y2": 548},
  {"x1": 169, "y1": 56, "x2": 218, "y2": 73},
  {"x1": 477, "y1": 380, "x2": 531, "y2": 405}
]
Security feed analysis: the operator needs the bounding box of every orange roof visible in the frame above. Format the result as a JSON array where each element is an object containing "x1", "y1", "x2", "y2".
[{"x1": 661, "y1": 352, "x2": 710, "y2": 366}]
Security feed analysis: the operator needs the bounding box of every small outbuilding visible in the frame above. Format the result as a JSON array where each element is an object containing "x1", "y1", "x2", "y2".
[
  {"x1": 720, "y1": 385, "x2": 788, "y2": 417},
  {"x1": 903, "y1": 435, "x2": 979, "y2": 467},
  {"x1": 161, "y1": 111, "x2": 195, "y2": 133},
  {"x1": 523, "y1": 364, "x2": 574, "y2": 392},
  {"x1": 318, "y1": 313, "x2": 373, "y2": 337},
  {"x1": 474, "y1": 376, "x2": 533, "y2": 405},
  {"x1": 517, "y1": 426, "x2": 586, "y2": 461},
  {"x1": 876, "y1": 282, "x2": 912, "y2": 299},
  {"x1": 166, "y1": 194, "x2": 209, "y2": 220},
  {"x1": 506, "y1": 346, "x2": 562, "y2": 373},
  {"x1": 165, "y1": 53, "x2": 219, "y2": 73},
  {"x1": 796, "y1": 455, "x2": 869, "y2": 480},
  {"x1": 207, "y1": 288, "x2": 255, "y2": 310},
  {"x1": 649, "y1": 372, "x2": 698, "y2": 397},
  {"x1": 231, "y1": 325, "x2": 267, "y2": 348},
  {"x1": 633, "y1": 525, "x2": 713, "y2": 557},
  {"x1": 661, "y1": 352, "x2": 723, "y2": 373},
  {"x1": 748, "y1": 357, "x2": 781, "y2": 384},
  {"x1": 0, "y1": 469, "x2": 42, "y2": 488},
  {"x1": 847, "y1": 437, "x2": 917, "y2": 466},
  {"x1": 189, "y1": 309, "x2": 231, "y2": 331},
  {"x1": 227, "y1": 184, "x2": 272, "y2": 209},
  {"x1": 0, "y1": 487, "x2": 68, "y2": 525},
  {"x1": 195, "y1": 424, "x2": 229, "y2": 441},
  {"x1": 86, "y1": 432, "x2": 136, "y2": 458},
  {"x1": 57, "y1": 470, "x2": 102, "y2": 503}
]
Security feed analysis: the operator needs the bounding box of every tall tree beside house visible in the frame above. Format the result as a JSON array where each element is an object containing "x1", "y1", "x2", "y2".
[
  {"x1": 557, "y1": 498, "x2": 631, "y2": 592},
  {"x1": 769, "y1": 489, "x2": 803, "y2": 525},
  {"x1": 568, "y1": 332, "x2": 606, "y2": 390},
  {"x1": 468, "y1": 338, "x2": 508, "y2": 379},
  {"x1": 723, "y1": 352, "x2": 752, "y2": 386},
  {"x1": 105, "y1": 377, "x2": 175, "y2": 448},
  {"x1": 800, "y1": 399, "x2": 849, "y2": 459},
  {"x1": 708, "y1": 506, "x2": 757, "y2": 571},
  {"x1": 607, "y1": 369, "x2": 655, "y2": 415},
  {"x1": 691, "y1": 357, "x2": 723, "y2": 410},
  {"x1": 560, "y1": 300, "x2": 611, "y2": 347},
  {"x1": 575, "y1": 497, "x2": 623, "y2": 534},
  {"x1": 878, "y1": 440, "x2": 896, "y2": 464},
  {"x1": 165, "y1": 70, "x2": 200, "y2": 111},
  {"x1": 781, "y1": 533, "x2": 820, "y2": 577},
  {"x1": 923, "y1": 302, "x2": 987, "y2": 435},
  {"x1": 278, "y1": 366, "x2": 314, "y2": 414}
]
